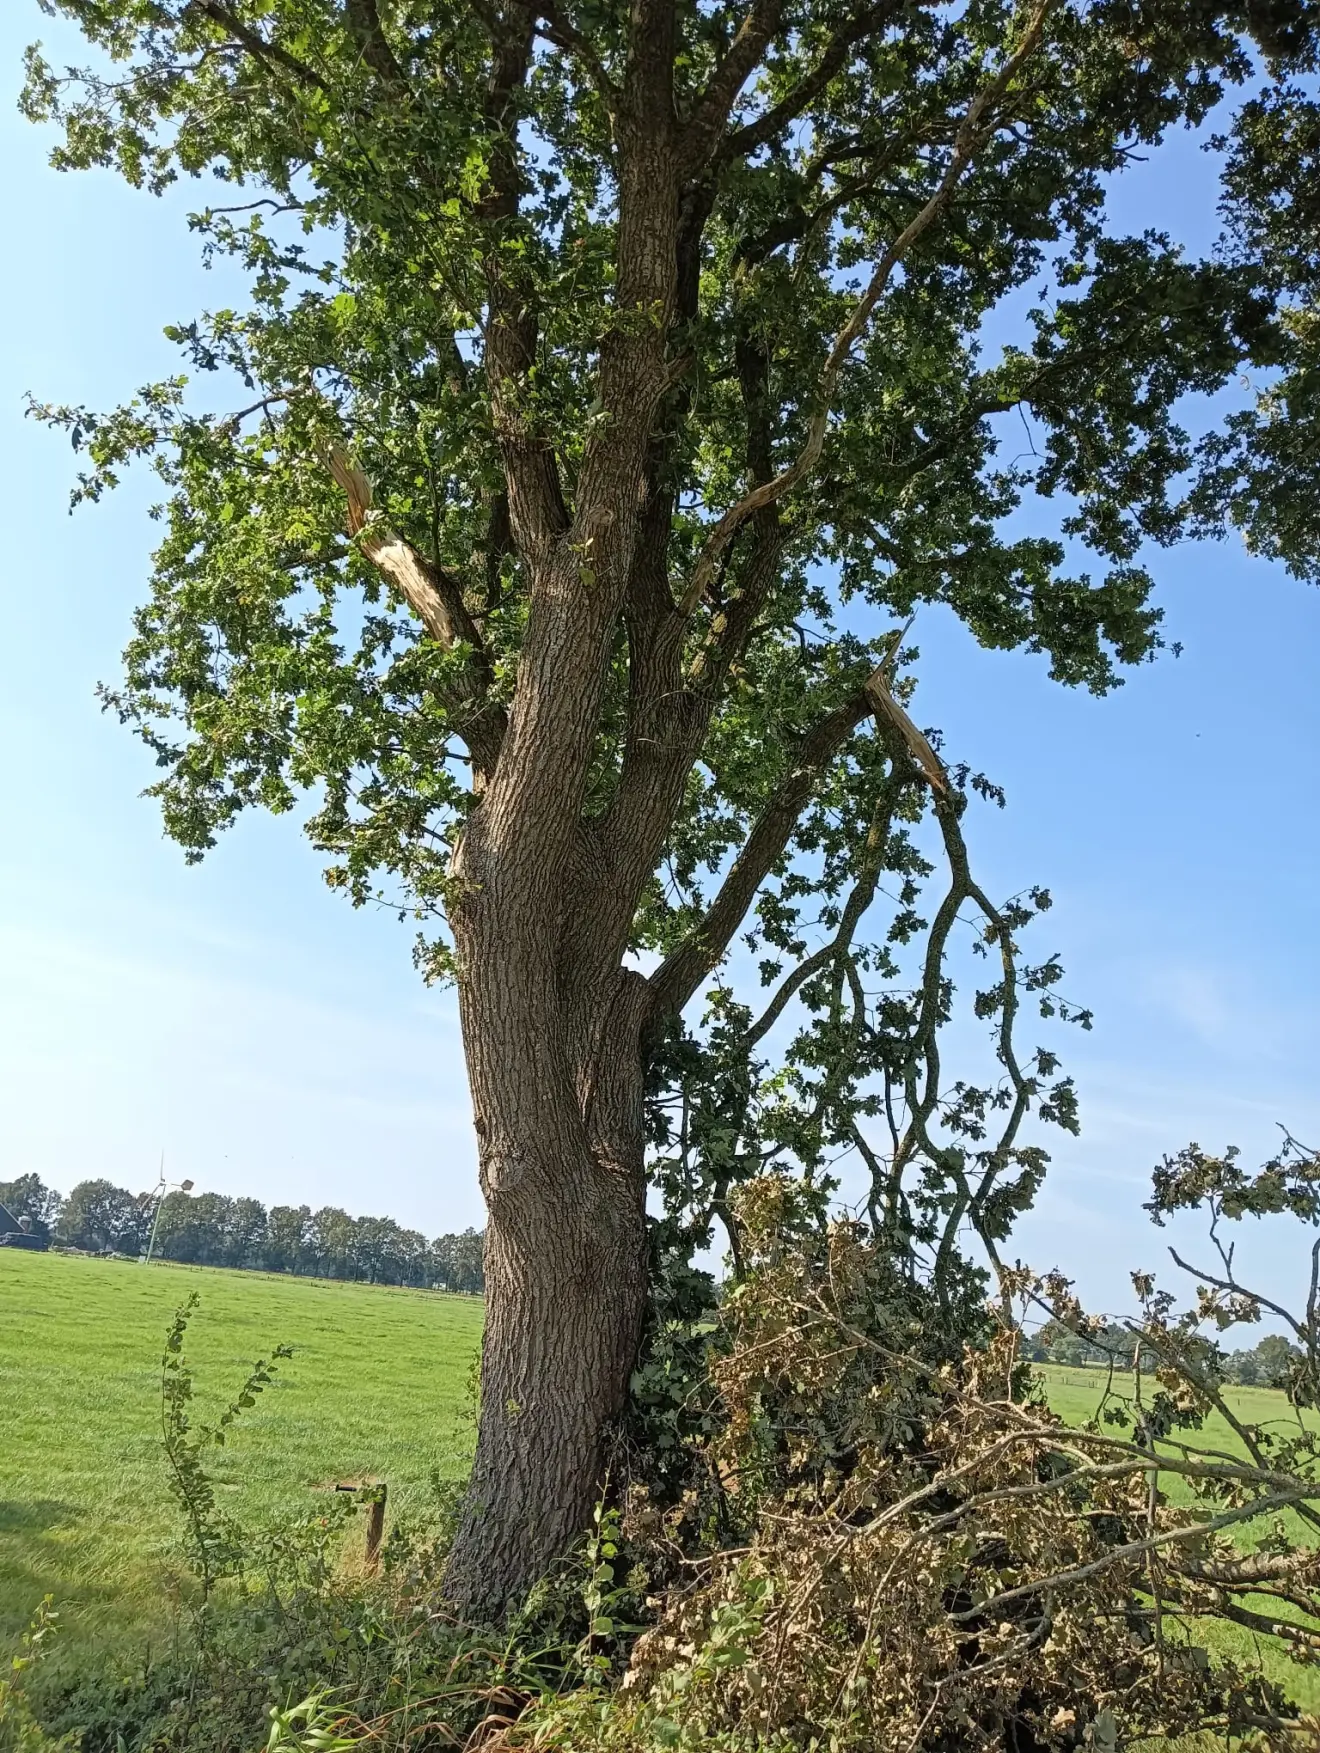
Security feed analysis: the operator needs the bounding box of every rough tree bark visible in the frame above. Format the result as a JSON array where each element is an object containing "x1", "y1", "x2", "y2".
[
  {"x1": 441, "y1": 650, "x2": 892, "y2": 1611},
  {"x1": 443, "y1": 948, "x2": 652, "y2": 1606},
  {"x1": 443, "y1": 814, "x2": 657, "y2": 1605},
  {"x1": 435, "y1": 0, "x2": 691, "y2": 1613}
]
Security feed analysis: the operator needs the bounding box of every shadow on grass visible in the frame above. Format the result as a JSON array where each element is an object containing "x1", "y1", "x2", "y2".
[
  {"x1": 0, "y1": 1498, "x2": 142, "y2": 1653},
  {"x1": 0, "y1": 1498, "x2": 83, "y2": 1537}
]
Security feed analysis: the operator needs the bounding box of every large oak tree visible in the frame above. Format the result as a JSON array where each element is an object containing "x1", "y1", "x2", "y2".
[{"x1": 22, "y1": 0, "x2": 1320, "y2": 1613}]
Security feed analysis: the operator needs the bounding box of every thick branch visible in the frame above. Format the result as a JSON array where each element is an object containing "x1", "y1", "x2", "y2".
[
  {"x1": 595, "y1": 498, "x2": 695, "y2": 927},
  {"x1": 1194, "y1": 1599, "x2": 1320, "y2": 1652},
  {"x1": 648, "y1": 674, "x2": 883, "y2": 1019},
  {"x1": 679, "y1": 0, "x2": 783, "y2": 175},
  {"x1": 343, "y1": 0, "x2": 407, "y2": 86},
  {"x1": 587, "y1": 185, "x2": 723, "y2": 951},
  {"x1": 686, "y1": 334, "x2": 787, "y2": 686},
  {"x1": 190, "y1": 0, "x2": 329, "y2": 90},
  {"x1": 863, "y1": 667, "x2": 948, "y2": 795},
  {"x1": 1177, "y1": 1548, "x2": 1320, "y2": 1588},
  {"x1": 621, "y1": 0, "x2": 677, "y2": 134},
  {"x1": 326, "y1": 448, "x2": 476, "y2": 646},
  {"x1": 713, "y1": 0, "x2": 906, "y2": 168},
  {"x1": 475, "y1": 0, "x2": 685, "y2": 892},
  {"x1": 483, "y1": 490, "x2": 513, "y2": 612},
  {"x1": 480, "y1": 10, "x2": 570, "y2": 564}
]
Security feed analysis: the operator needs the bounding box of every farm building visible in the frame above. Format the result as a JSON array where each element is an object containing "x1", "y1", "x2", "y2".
[{"x1": 0, "y1": 1201, "x2": 47, "y2": 1250}]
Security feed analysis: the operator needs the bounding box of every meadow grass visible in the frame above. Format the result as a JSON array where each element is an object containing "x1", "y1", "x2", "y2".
[
  {"x1": 1040, "y1": 1362, "x2": 1320, "y2": 1455},
  {"x1": 0, "y1": 1248, "x2": 482, "y2": 1658},
  {"x1": 3, "y1": 1252, "x2": 1317, "y2": 1741}
]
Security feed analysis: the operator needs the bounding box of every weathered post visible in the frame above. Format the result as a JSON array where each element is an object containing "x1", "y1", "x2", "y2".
[
  {"x1": 335, "y1": 1480, "x2": 387, "y2": 1569},
  {"x1": 364, "y1": 1482, "x2": 386, "y2": 1568}
]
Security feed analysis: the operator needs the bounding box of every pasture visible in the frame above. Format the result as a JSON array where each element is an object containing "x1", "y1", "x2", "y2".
[
  {"x1": 1041, "y1": 1361, "x2": 1320, "y2": 1450},
  {"x1": 2, "y1": 1253, "x2": 1318, "y2": 1735},
  {"x1": 0, "y1": 1248, "x2": 482, "y2": 1654}
]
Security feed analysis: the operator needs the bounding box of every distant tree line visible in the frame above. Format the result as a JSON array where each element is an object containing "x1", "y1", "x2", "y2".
[
  {"x1": 0, "y1": 1173, "x2": 483, "y2": 1291},
  {"x1": 1217, "y1": 1334, "x2": 1305, "y2": 1387},
  {"x1": 1028, "y1": 1318, "x2": 1302, "y2": 1386},
  {"x1": 1025, "y1": 1320, "x2": 1144, "y2": 1371}
]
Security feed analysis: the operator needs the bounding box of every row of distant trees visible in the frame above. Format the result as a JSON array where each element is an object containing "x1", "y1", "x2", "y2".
[
  {"x1": 0, "y1": 1172, "x2": 483, "y2": 1292},
  {"x1": 1029, "y1": 1318, "x2": 1302, "y2": 1386}
]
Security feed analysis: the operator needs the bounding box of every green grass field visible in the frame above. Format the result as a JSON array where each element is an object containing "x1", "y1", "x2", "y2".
[
  {"x1": 1040, "y1": 1361, "x2": 1320, "y2": 1453},
  {"x1": 1041, "y1": 1361, "x2": 1320, "y2": 1547},
  {"x1": 2, "y1": 1253, "x2": 1317, "y2": 1741},
  {"x1": 0, "y1": 1248, "x2": 483, "y2": 1656}
]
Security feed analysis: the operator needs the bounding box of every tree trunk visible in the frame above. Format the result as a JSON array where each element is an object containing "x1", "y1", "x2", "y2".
[
  {"x1": 443, "y1": 851, "x2": 652, "y2": 1616},
  {"x1": 443, "y1": 1142, "x2": 648, "y2": 1616}
]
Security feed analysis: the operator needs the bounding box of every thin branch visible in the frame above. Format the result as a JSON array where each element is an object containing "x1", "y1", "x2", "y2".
[
  {"x1": 948, "y1": 1491, "x2": 1313, "y2": 1623},
  {"x1": 221, "y1": 389, "x2": 299, "y2": 431},
  {"x1": 1167, "y1": 1246, "x2": 1310, "y2": 1347},
  {"x1": 647, "y1": 671, "x2": 884, "y2": 1019},
  {"x1": 199, "y1": 198, "x2": 306, "y2": 218},
  {"x1": 190, "y1": 0, "x2": 330, "y2": 90},
  {"x1": 535, "y1": 2, "x2": 619, "y2": 113},
  {"x1": 1101, "y1": 1315, "x2": 1320, "y2": 1541},
  {"x1": 678, "y1": 0, "x2": 1054, "y2": 617},
  {"x1": 738, "y1": 795, "x2": 893, "y2": 1052}
]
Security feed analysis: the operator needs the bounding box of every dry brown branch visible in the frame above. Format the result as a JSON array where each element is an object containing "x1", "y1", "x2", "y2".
[
  {"x1": 575, "y1": 1191, "x2": 1320, "y2": 1752},
  {"x1": 324, "y1": 446, "x2": 507, "y2": 777}
]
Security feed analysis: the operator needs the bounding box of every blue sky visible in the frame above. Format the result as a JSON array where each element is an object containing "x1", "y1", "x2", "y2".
[{"x1": 3, "y1": 7, "x2": 1318, "y2": 1316}]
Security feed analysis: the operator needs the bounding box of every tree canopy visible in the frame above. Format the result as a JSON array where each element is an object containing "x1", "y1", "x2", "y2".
[
  {"x1": 26, "y1": 0, "x2": 1320, "y2": 949},
  {"x1": 0, "y1": 1173, "x2": 64, "y2": 1244}
]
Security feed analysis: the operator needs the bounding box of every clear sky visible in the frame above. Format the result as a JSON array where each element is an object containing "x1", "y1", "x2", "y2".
[{"x1": 3, "y1": 7, "x2": 1318, "y2": 1316}]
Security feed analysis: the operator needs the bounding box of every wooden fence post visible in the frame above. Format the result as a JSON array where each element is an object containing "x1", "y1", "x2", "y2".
[{"x1": 335, "y1": 1480, "x2": 387, "y2": 1569}]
